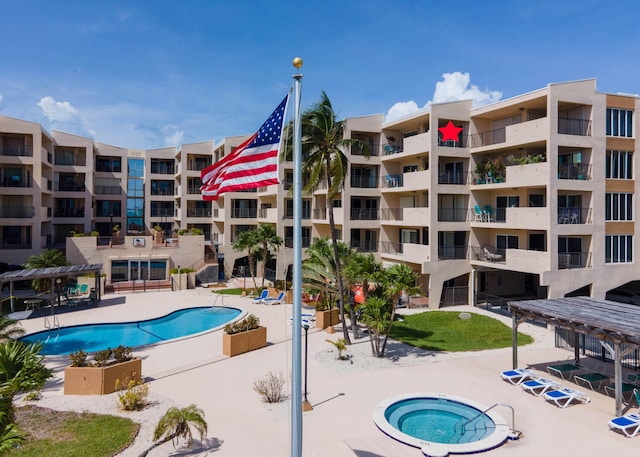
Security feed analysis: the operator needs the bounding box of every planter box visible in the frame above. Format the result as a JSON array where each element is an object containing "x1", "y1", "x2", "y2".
[
  {"x1": 315, "y1": 309, "x2": 339, "y2": 329},
  {"x1": 64, "y1": 358, "x2": 142, "y2": 395},
  {"x1": 222, "y1": 326, "x2": 267, "y2": 357}
]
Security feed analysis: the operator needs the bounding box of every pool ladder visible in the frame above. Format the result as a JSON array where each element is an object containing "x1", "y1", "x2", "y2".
[
  {"x1": 44, "y1": 315, "x2": 60, "y2": 331},
  {"x1": 458, "y1": 403, "x2": 521, "y2": 441}
]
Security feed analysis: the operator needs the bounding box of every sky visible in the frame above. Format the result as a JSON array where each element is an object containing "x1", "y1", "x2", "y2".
[{"x1": 1, "y1": 0, "x2": 640, "y2": 150}]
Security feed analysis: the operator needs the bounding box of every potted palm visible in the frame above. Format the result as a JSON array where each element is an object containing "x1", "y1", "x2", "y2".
[
  {"x1": 222, "y1": 314, "x2": 267, "y2": 357},
  {"x1": 315, "y1": 296, "x2": 339, "y2": 332}
]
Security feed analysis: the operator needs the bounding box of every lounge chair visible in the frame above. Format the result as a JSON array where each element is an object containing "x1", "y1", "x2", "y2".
[
  {"x1": 521, "y1": 377, "x2": 561, "y2": 396},
  {"x1": 252, "y1": 289, "x2": 269, "y2": 304},
  {"x1": 574, "y1": 365, "x2": 609, "y2": 391},
  {"x1": 482, "y1": 246, "x2": 504, "y2": 262},
  {"x1": 543, "y1": 387, "x2": 590, "y2": 408},
  {"x1": 608, "y1": 413, "x2": 640, "y2": 438},
  {"x1": 500, "y1": 368, "x2": 537, "y2": 385},
  {"x1": 61, "y1": 292, "x2": 79, "y2": 309},
  {"x1": 264, "y1": 292, "x2": 286, "y2": 306},
  {"x1": 546, "y1": 362, "x2": 581, "y2": 380},
  {"x1": 604, "y1": 374, "x2": 639, "y2": 401},
  {"x1": 78, "y1": 284, "x2": 89, "y2": 295}
]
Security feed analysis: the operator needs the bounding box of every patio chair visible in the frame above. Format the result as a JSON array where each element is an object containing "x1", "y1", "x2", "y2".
[
  {"x1": 473, "y1": 205, "x2": 484, "y2": 222},
  {"x1": 604, "y1": 374, "x2": 639, "y2": 401},
  {"x1": 574, "y1": 365, "x2": 609, "y2": 391},
  {"x1": 546, "y1": 362, "x2": 581, "y2": 380},
  {"x1": 483, "y1": 246, "x2": 504, "y2": 262},
  {"x1": 608, "y1": 413, "x2": 640, "y2": 438},
  {"x1": 252, "y1": 289, "x2": 269, "y2": 304},
  {"x1": 78, "y1": 284, "x2": 89, "y2": 295},
  {"x1": 543, "y1": 387, "x2": 590, "y2": 408},
  {"x1": 521, "y1": 377, "x2": 561, "y2": 396},
  {"x1": 483, "y1": 205, "x2": 494, "y2": 222},
  {"x1": 500, "y1": 368, "x2": 537, "y2": 385},
  {"x1": 61, "y1": 292, "x2": 79, "y2": 309},
  {"x1": 264, "y1": 292, "x2": 286, "y2": 306}
]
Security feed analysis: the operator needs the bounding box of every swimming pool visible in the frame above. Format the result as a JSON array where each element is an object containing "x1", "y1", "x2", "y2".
[
  {"x1": 20, "y1": 306, "x2": 242, "y2": 355},
  {"x1": 373, "y1": 393, "x2": 515, "y2": 457}
]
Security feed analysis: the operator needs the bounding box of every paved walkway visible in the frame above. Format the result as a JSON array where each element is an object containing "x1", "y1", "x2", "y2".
[{"x1": 17, "y1": 288, "x2": 640, "y2": 456}]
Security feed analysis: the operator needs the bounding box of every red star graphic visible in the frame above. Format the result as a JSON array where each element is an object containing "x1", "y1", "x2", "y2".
[{"x1": 438, "y1": 120, "x2": 463, "y2": 142}]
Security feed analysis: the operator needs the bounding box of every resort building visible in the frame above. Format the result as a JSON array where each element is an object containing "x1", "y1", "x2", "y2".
[{"x1": 0, "y1": 78, "x2": 638, "y2": 305}]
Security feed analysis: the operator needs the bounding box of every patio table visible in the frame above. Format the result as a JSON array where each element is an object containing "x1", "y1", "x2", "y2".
[{"x1": 24, "y1": 299, "x2": 42, "y2": 311}]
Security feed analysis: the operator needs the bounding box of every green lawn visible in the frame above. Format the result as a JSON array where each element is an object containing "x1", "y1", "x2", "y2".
[
  {"x1": 389, "y1": 311, "x2": 534, "y2": 352},
  {"x1": 7, "y1": 406, "x2": 139, "y2": 457},
  {"x1": 212, "y1": 287, "x2": 245, "y2": 295}
]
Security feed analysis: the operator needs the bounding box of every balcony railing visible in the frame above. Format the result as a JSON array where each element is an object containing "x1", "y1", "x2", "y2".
[
  {"x1": 285, "y1": 237, "x2": 311, "y2": 248},
  {"x1": 187, "y1": 208, "x2": 213, "y2": 218},
  {"x1": 558, "y1": 163, "x2": 591, "y2": 180},
  {"x1": 382, "y1": 142, "x2": 404, "y2": 155},
  {"x1": 55, "y1": 183, "x2": 85, "y2": 192},
  {"x1": 150, "y1": 164, "x2": 175, "y2": 174},
  {"x1": 380, "y1": 240, "x2": 403, "y2": 255},
  {"x1": 468, "y1": 127, "x2": 506, "y2": 148},
  {"x1": 187, "y1": 186, "x2": 201, "y2": 194},
  {"x1": 284, "y1": 209, "x2": 311, "y2": 219},
  {"x1": 350, "y1": 175, "x2": 379, "y2": 188},
  {"x1": 350, "y1": 208, "x2": 379, "y2": 220},
  {"x1": 437, "y1": 135, "x2": 468, "y2": 148},
  {"x1": 557, "y1": 207, "x2": 591, "y2": 224},
  {"x1": 438, "y1": 244, "x2": 468, "y2": 260},
  {"x1": 438, "y1": 207, "x2": 467, "y2": 222},
  {"x1": 558, "y1": 118, "x2": 592, "y2": 136},
  {"x1": 54, "y1": 208, "x2": 85, "y2": 218},
  {"x1": 0, "y1": 240, "x2": 32, "y2": 249},
  {"x1": 351, "y1": 143, "x2": 379, "y2": 156},
  {"x1": 150, "y1": 189, "x2": 175, "y2": 196},
  {"x1": 0, "y1": 144, "x2": 33, "y2": 157},
  {"x1": 350, "y1": 240, "x2": 378, "y2": 252},
  {"x1": 0, "y1": 206, "x2": 35, "y2": 218},
  {"x1": 1, "y1": 175, "x2": 32, "y2": 187},
  {"x1": 313, "y1": 208, "x2": 327, "y2": 219},
  {"x1": 150, "y1": 209, "x2": 175, "y2": 217},
  {"x1": 187, "y1": 161, "x2": 211, "y2": 171},
  {"x1": 382, "y1": 174, "x2": 404, "y2": 188},
  {"x1": 469, "y1": 245, "x2": 506, "y2": 263},
  {"x1": 438, "y1": 171, "x2": 468, "y2": 185},
  {"x1": 558, "y1": 251, "x2": 591, "y2": 269},
  {"x1": 230, "y1": 208, "x2": 257, "y2": 218},
  {"x1": 94, "y1": 185, "x2": 121, "y2": 195}
]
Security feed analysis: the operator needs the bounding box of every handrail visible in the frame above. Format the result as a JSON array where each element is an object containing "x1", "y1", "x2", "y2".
[{"x1": 461, "y1": 403, "x2": 516, "y2": 435}]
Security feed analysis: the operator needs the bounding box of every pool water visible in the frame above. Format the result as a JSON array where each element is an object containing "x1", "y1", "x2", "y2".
[
  {"x1": 20, "y1": 306, "x2": 241, "y2": 355},
  {"x1": 385, "y1": 398, "x2": 494, "y2": 444}
]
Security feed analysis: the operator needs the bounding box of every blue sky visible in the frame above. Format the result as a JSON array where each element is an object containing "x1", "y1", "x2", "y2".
[{"x1": 1, "y1": 0, "x2": 639, "y2": 150}]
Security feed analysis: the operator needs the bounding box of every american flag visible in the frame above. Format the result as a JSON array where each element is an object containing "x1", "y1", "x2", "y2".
[{"x1": 200, "y1": 94, "x2": 289, "y2": 200}]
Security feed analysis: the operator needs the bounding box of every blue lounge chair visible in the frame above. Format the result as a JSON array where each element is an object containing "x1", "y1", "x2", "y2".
[
  {"x1": 609, "y1": 413, "x2": 640, "y2": 438},
  {"x1": 252, "y1": 289, "x2": 269, "y2": 304},
  {"x1": 264, "y1": 292, "x2": 286, "y2": 306},
  {"x1": 521, "y1": 377, "x2": 561, "y2": 396},
  {"x1": 543, "y1": 387, "x2": 590, "y2": 408},
  {"x1": 500, "y1": 368, "x2": 536, "y2": 385}
]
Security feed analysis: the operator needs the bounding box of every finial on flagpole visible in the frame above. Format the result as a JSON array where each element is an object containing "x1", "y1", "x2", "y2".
[{"x1": 293, "y1": 57, "x2": 303, "y2": 69}]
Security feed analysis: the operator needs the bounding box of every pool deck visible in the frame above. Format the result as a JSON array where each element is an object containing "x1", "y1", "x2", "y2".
[{"x1": 17, "y1": 288, "x2": 640, "y2": 457}]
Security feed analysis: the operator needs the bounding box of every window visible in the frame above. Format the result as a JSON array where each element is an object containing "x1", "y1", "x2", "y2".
[
  {"x1": 496, "y1": 235, "x2": 518, "y2": 250},
  {"x1": 400, "y1": 229, "x2": 419, "y2": 244},
  {"x1": 606, "y1": 108, "x2": 633, "y2": 137},
  {"x1": 127, "y1": 178, "x2": 144, "y2": 197},
  {"x1": 128, "y1": 158, "x2": 145, "y2": 177},
  {"x1": 606, "y1": 150, "x2": 633, "y2": 179},
  {"x1": 605, "y1": 235, "x2": 633, "y2": 263},
  {"x1": 605, "y1": 193, "x2": 633, "y2": 221},
  {"x1": 96, "y1": 156, "x2": 122, "y2": 173},
  {"x1": 95, "y1": 200, "x2": 121, "y2": 217}
]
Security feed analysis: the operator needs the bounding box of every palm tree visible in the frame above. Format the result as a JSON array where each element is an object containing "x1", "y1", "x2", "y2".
[
  {"x1": 377, "y1": 263, "x2": 420, "y2": 355},
  {"x1": 358, "y1": 296, "x2": 391, "y2": 357},
  {"x1": 0, "y1": 318, "x2": 24, "y2": 342},
  {"x1": 0, "y1": 341, "x2": 52, "y2": 395},
  {"x1": 299, "y1": 92, "x2": 369, "y2": 343},
  {"x1": 232, "y1": 229, "x2": 260, "y2": 291},
  {"x1": 22, "y1": 249, "x2": 70, "y2": 292},
  {"x1": 342, "y1": 252, "x2": 381, "y2": 339},
  {"x1": 254, "y1": 223, "x2": 283, "y2": 288},
  {"x1": 139, "y1": 404, "x2": 208, "y2": 456}
]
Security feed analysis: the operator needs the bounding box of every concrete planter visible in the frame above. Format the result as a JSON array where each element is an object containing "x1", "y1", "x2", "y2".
[
  {"x1": 187, "y1": 272, "x2": 196, "y2": 289},
  {"x1": 64, "y1": 358, "x2": 142, "y2": 395},
  {"x1": 171, "y1": 273, "x2": 187, "y2": 290},
  {"x1": 315, "y1": 309, "x2": 339, "y2": 329},
  {"x1": 222, "y1": 326, "x2": 267, "y2": 357}
]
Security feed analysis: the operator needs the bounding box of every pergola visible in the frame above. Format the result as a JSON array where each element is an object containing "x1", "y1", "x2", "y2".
[
  {"x1": 508, "y1": 296, "x2": 640, "y2": 416},
  {"x1": 0, "y1": 264, "x2": 103, "y2": 313}
]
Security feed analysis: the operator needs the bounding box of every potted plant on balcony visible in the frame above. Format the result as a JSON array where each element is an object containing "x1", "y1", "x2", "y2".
[
  {"x1": 474, "y1": 161, "x2": 487, "y2": 184},
  {"x1": 222, "y1": 314, "x2": 267, "y2": 356},
  {"x1": 153, "y1": 225, "x2": 164, "y2": 244},
  {"x1": 112, "y1": 224, "x2": 121, "y2": 237},
  {"x1": 64, "y1": 345, "x2": 142, "y2": 395}
]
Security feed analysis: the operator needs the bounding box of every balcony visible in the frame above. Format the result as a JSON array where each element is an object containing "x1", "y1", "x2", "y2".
[
  {"x1": 558, "y1": 118, "x2": 592, "y2": 136},
  {"x1": 94, "y1": 185, "x2": 121, "y2": 195},
  {"x1": 438, "y1": 245, "x2": 468, "y2": 260},
  {"x1": 0, "y1": 206, "x2": 35, "y2": 218},
  {"x1": 350, "y1": 175, "x2": 379, "y2": 189},
  {"x1": 313, "y1": 208, "x2": 327, "y2": 220},
  {"x1": 350, "y1": 208, "x2": 379, "y2": 221},
  {"x1": 470, "y1": 116, "x2": 548, "y2": 150},
  {"x1": 54, "y1": 208, "x2": 85, "y2": 218},
  {"x1": 285, "y1": 237, "x2": 311, "y2": 248},
  {"x1": 438, "y1": 171, "x2": 468, "y2": 185},
  {"x1": 557, "y1": 207, "x2": 591, "y2": 224},
  {"x1": 187, "y1": 208, "x2": 212, "y2": 218},
  {"x1": 150, "y1": 209, "x2": 175, "y2": 218},
  {"x1": 55, "y1": 183, "x2": 85, "y2": 192},
  {"x1": 351, "y1": 143, "x2": 379, "y2": 157},
  {"x1": 558, "y1": 252, "x2": 591, "y2": 269},
  {"x1": 230, "y1": 208, "x2": 257, "y2": 218},
  {"x1": 380, "y1": 241, "x2": 430, "y2": 264},
  {"x1": 187, "y1": 160, "x2": 211, "y2": 172},
  {"x1": 150, "y1": 188, "x2": 175, "y2": 196},
  {"x1": 1, "y1": 174, "x2": 32, "y2": 188},
  {"x1": 150, "y1": 163, "x2": 175, "y2": 174},
  {"x1": 0, "y1": 143, "x2": 33, "y2": 157},
  {"x1": 558, "y1": 163, "x2": 591, "y2": 180},
  {"x1": 438, "y1": 207, "x2": 467, "y2": 222},
  {"x1": 350, "y1": 240, "x2": 378, "y2": 252}
]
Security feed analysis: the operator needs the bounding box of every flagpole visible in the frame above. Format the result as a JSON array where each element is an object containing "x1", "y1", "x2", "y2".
[{"x1": 291, "y1": 56, "x2": 303, "y2": 457}]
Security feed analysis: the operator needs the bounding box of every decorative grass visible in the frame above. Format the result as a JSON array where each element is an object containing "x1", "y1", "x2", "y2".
[
  {"x1": 389, "y1": 311, "x2": 534, "y2": 352},
  {"x1": 212, "y1": 287, "x2": 245, "y2": 295},
  {"x1": 7, "y1": 405, "x2": 139, "y2": 457}
]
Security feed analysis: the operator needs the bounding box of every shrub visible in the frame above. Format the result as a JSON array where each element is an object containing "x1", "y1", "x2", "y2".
[
  {"x1": 69, "y1": 350, "x2": 87, "y2": 367},
  {"x1": 92, "y1": 349, "x2": 112, "y2": 367},
  {"x1": 153, "y1": 225, "x2": 163, "y2": 232},
  {"x1": 253, "y1": 372, "x2": 286, "y2": 403},
  {"x1": 116, "y1": 375, "x2": 149, "y2": 411},
  {"x1": 112, "y1": 345, "x2": 133, "y2": 364},
  {"x1": 326, "y1": 338, "x2": 348, "y2": 360},
  {"x1": 224, "y1": 314, "x2": 260, "y2": 334},
  {"x1": 273, "y1": 279, "x2": 292, "y2": 291}
]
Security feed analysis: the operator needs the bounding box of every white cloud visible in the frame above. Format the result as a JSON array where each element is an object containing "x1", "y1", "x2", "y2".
[
  {"x1": 162, "y1": 125, "x2": 184, "y2": 147},
  {"x1": 0, "y1": 94, "x2": 3, "y2": 106},
  {"x1": 38, "y1": 96, "x2": 80, "y2": 122},
  {"x1": 385, "y1": 72, "x2": 503, "y2": 122}
]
